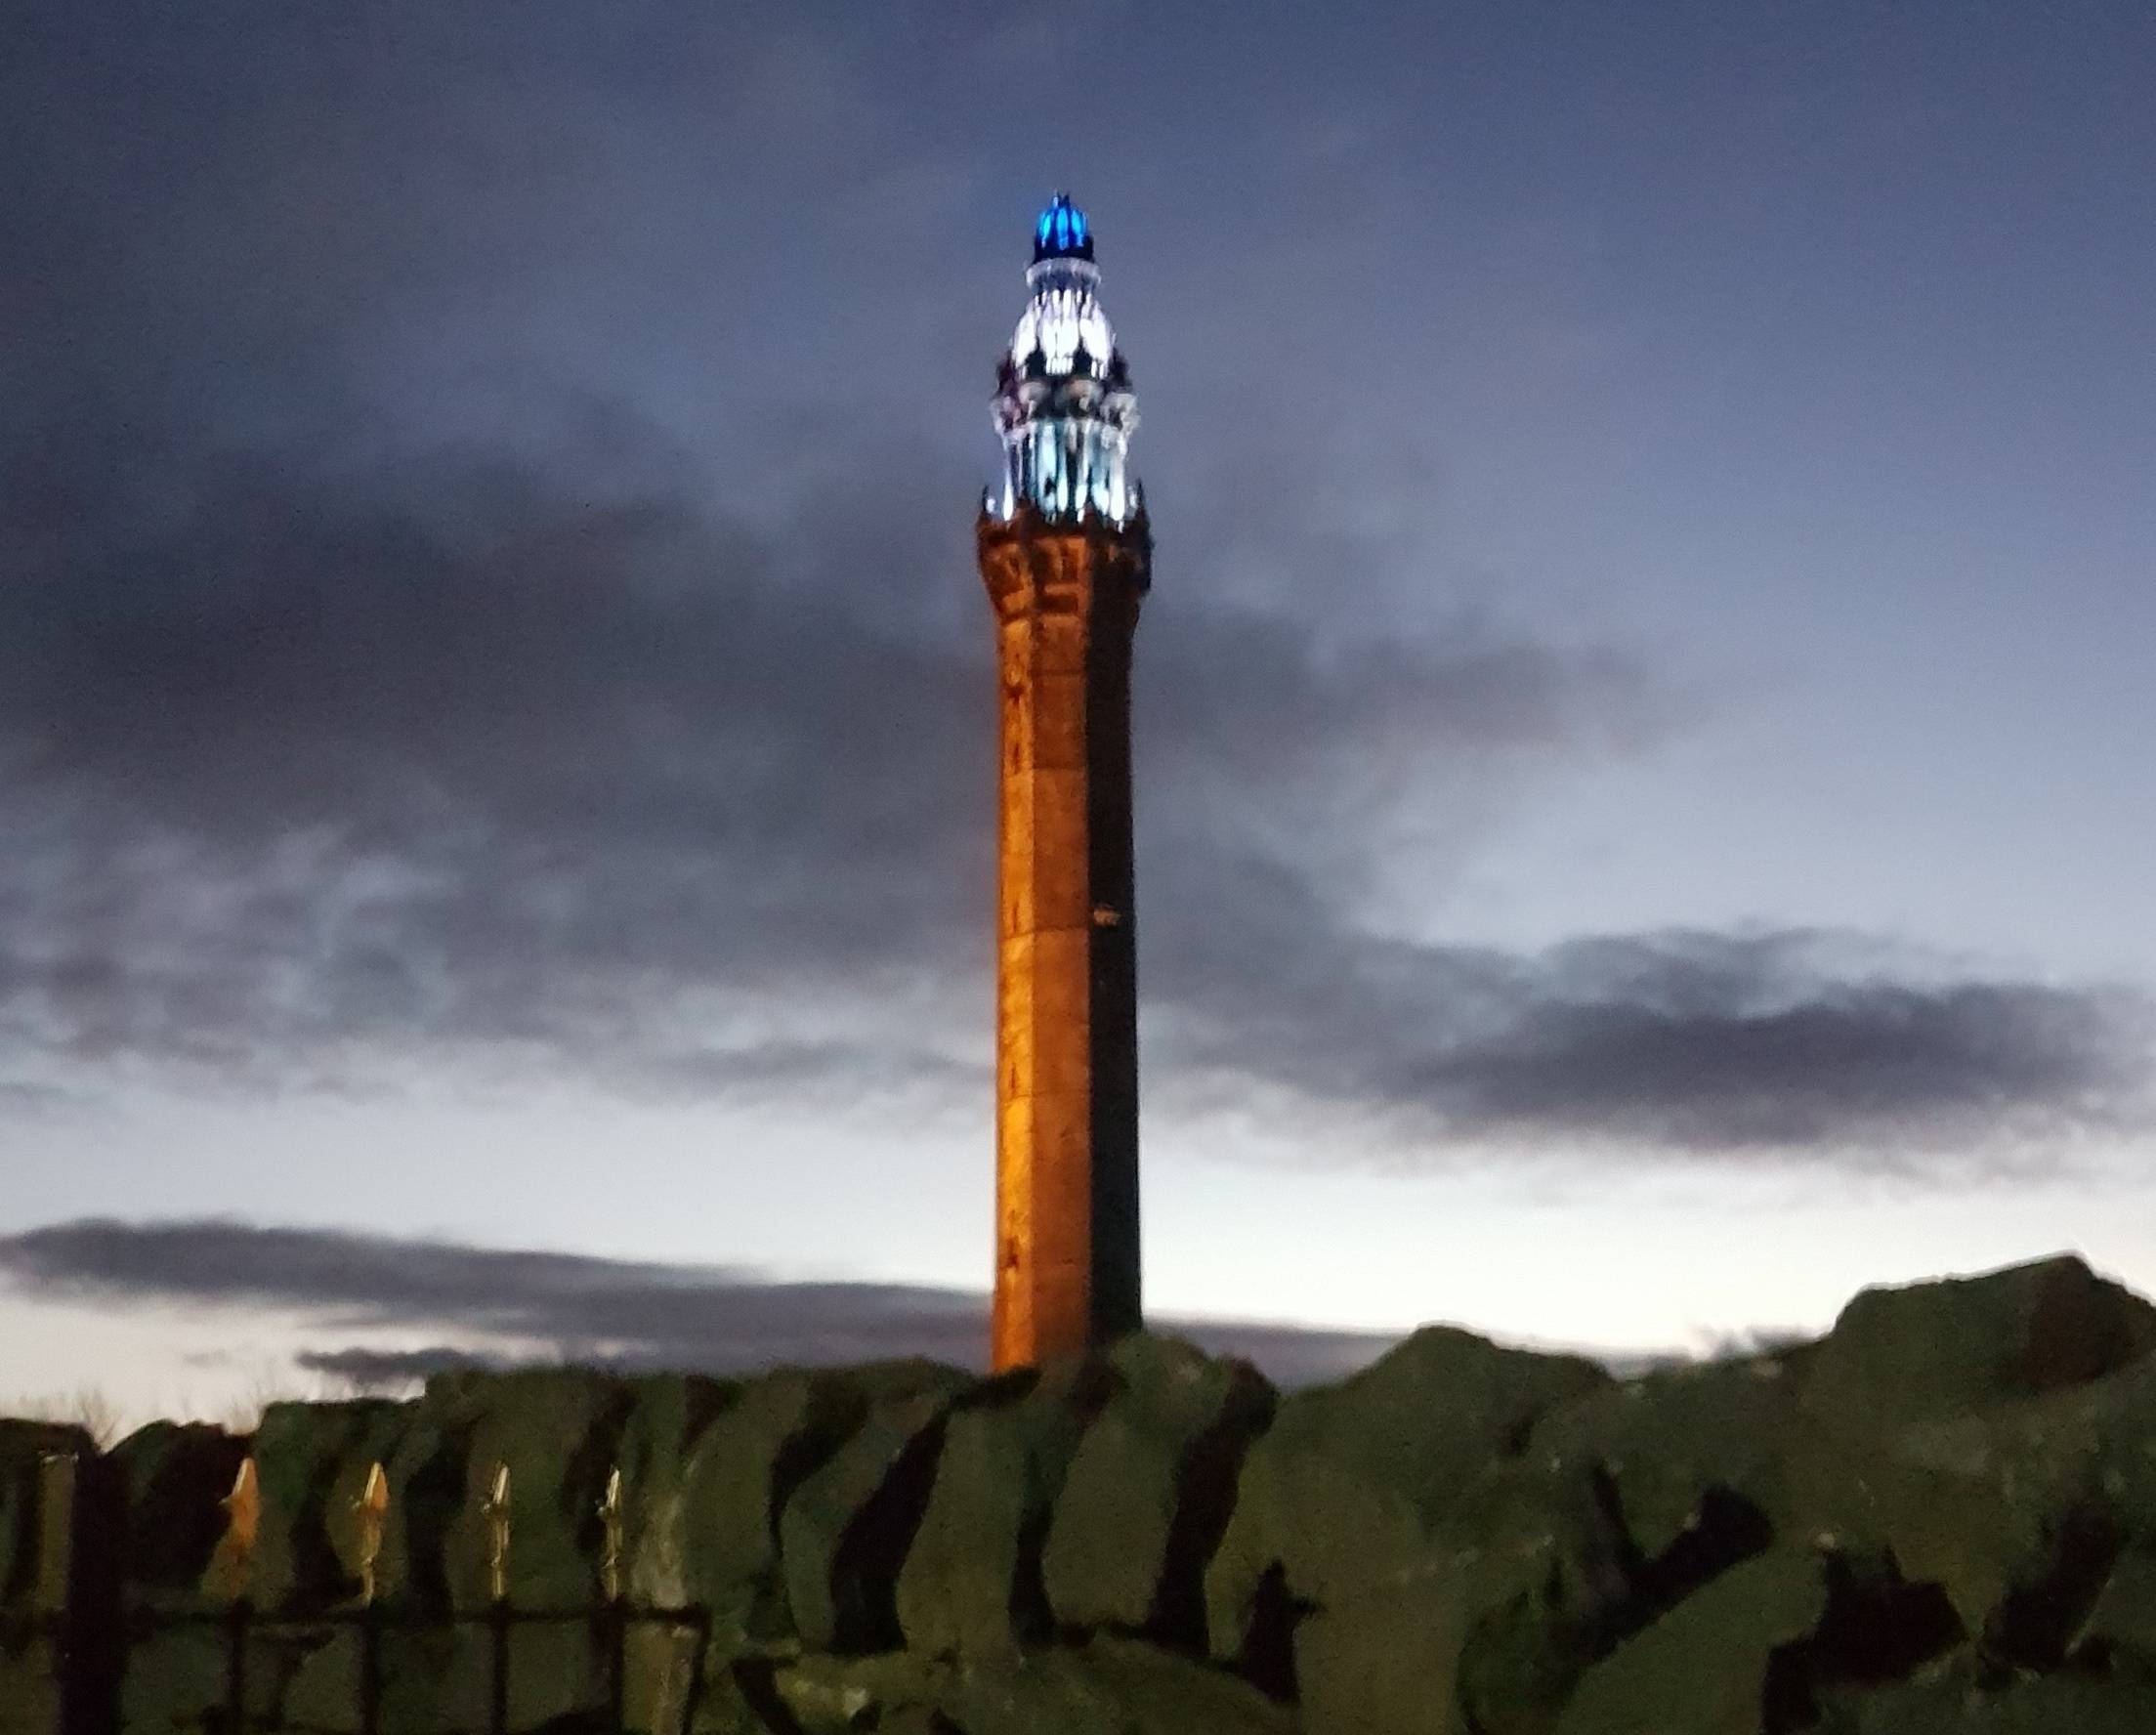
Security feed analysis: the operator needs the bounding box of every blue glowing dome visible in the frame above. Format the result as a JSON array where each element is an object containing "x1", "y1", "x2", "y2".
[{"x1": 1033, "y1": 193, "x2": 1093, "y2": 262}]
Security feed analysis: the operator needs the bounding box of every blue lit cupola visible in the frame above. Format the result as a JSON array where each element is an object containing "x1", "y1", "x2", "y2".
[
  {"x1": 988, "y1": 193, "x2": 1140, "y2": 526},
  {"x1": 1033, "y1": 192, "x2": 1094, "y2": 262}
]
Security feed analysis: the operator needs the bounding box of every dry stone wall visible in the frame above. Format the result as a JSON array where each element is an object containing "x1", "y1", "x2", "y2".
[{"x1": 8, "y1": 1255, "x2": 2156, "y2": 1731}]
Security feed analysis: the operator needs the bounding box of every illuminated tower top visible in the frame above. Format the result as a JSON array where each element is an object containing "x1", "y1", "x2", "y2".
[{"x1": 986, "y1": 193, "x2": 1142, "y2": 527}]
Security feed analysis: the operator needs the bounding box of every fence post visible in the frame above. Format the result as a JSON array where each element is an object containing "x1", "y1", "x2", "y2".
[
  {"x1": 37, "y1": 1449, "x2": 93, "y2": 1735},
  {"x1": 354, "y1": 1461, "x2": 388, "y2": 1735},
  {"x1": 484, "y1": 1463, "x2": 511, "y2": 1735},
  {"x1": 356, "y1": 1463, "x2": 389, "y2": 1608},
  {"x1": 226, "y1": 1599, "x2": 251, "y2": 1735},
  {"x1": 358, "y1": 1600, "x2": 381, "y2": 1735},
  {"x1": 35, "y1": 1450, "x2": 73, "y2": 1735},
  {"x1": 488, "y1": 1602, "x2": 510, "y2": 1735},
  {"x1": 33, "y1": 1452, "x2": 74, "y2": 1618},
  {"x1": 606, "y1": 1600, "x2": 626, "y2": 1735},
  {"x1": 598, "y1": 1467, "x2": 626, "y2": 1735}
]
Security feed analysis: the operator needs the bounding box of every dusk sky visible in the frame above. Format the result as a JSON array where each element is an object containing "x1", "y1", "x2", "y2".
[{"x1": 6, "y1": 1, "x2": 2155, "y2": 1423}]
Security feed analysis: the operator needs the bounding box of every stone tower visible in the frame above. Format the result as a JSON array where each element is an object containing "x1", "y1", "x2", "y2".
[{"x1": 980, "y1": 194, "x2": 1149, "y2": 1372}]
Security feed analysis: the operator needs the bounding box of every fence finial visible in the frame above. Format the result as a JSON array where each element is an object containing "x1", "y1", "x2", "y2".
[
  {"x1": 220, "y1": 1459, "x2": 261, "y2": 1568},
  {"x1": 355, "y1": 1462, "x2": 390, "y2": 1605},
  {"x1": 597, "y1": 1466, "x2": 624, "y2": 1602},
  {"x1": 483, "y1": 1462, "x2": 512, "y2": 1604}
]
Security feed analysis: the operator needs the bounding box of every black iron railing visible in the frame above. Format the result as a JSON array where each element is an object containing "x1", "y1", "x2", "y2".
[{"x1": 1, "y1": 1598, "x2": 723, "y2": 1735}]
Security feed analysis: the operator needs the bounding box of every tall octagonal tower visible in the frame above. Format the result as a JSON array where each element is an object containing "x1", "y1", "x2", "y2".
[{"x1": 980, "y1": 194, "x2": 1149, "y2": 1371}]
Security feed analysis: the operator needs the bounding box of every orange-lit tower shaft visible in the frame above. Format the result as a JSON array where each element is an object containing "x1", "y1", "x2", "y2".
[{"x1": 980, "y1": 196, "x2": 1149, "y2": 1370}]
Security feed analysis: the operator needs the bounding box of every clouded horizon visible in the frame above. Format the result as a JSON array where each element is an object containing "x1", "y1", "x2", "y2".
[{"x1": 6, "y1": 2, "x2": 2155, "y2": 1422}]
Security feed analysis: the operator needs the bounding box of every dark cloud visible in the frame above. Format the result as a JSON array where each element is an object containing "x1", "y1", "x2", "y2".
[
  {"x1": 1, "y1": 363, "x2": 2143, "y2": 1164},
  {"x1": 0, "y1": 1218, "x2": 1399, "y2": 1390},
  {"x1": 1150, "y1": 923, "x2": 2155, "y2": 1168},
  {"x1": 3, "y1": 381, "x2": 2133, "y2": 1164},
  {"x1": 295, "y1": 1346, "x2": 516, "y2": 1392},
  {"x1": 0, "y1": 385, "x2": 1687, "y2": 1144},
  {"x1": 1, "y1": 5, "x2": 2147, "y2": 1171}
]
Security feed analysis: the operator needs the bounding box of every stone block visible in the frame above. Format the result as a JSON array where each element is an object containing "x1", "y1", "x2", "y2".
[
  {"x1": 613, "y1": 1373, "x2": 740, "y2": 1609},
  {"x1": 674, "y1": 1368, "x2": 825, "y2": 1654},
  {"x1": 416, "y1": 1369, "x2": 632, "y2": 1615},
  {"x1": 115, "y1": 1624, "x2": 239, "y2": 1734},
  {"x1": 1552, "y1": 1547, "x2": 1829, "y2": 1735},
  {"x1": 938, "y1": 1636, "x2": 1293, "y2": 1735},
  {"x1": 2075, "y1": 1542, "x2": 2156, "y2": 1671},
  {"x1": 1444, "y1": 1466, "x2": 1643, "y2": 1735},
  {"x1": 250, "y1": 1399, "x2": 414, "y2": 1611},
  {"x1": 1798, "y1": 1254, "x2": 2156, "y2": 1441},
  {"x1": 781, "y1": 1372, "x2": 970, "y2": 1652},
  {"x1": 1528, "y1": 1351, "x2": 1802, "y2": 1564},
  {"x1": 896, "y1": 1363, "x2": 1113, "y2": 1656},
  {"x1": 1291, "y1": 1557, "x2": 1484, "y2": 1735},
  {"x1": 1205, "y1": 1327, "x2": 1609, "y2": 1659},
  {"x1": 107, "y1": 1421, "x2": 250, "y2": 1604},
  {"x1": 770, "y1": 1650, "x2": 951, "y2": 1734},
  {"x1": 1820, "y1": 1666, "x2": 2156, "y2": 1732},
  {"x1": 1040, "y1": 1334, "x2": 1274, "y2": 1642},
  {"x1": 621, "y1": 1619, "x2": 706, "y2": 1735},
  {"x1": 0, "y1": 1633, "x2": 64, "y2": 1735}
]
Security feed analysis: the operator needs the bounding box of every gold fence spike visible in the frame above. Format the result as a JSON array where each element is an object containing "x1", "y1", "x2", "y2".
[
  {"x1": 220, "y1": 1459, "x2": 261, "y2": 1567},
  {"x1": 597, "y1": 1466, "x2": 624, "y2": 1603},
  {"x1": 482, "y1": 1461, "x2": 511, "y2": 1604},
  {"x1": 355, "y1": 1462, "x2": 390, "y2": 1605}
]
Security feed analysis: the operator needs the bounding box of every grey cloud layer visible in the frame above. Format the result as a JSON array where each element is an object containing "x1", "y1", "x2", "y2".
[
  {"x1": 0, "y1": 1218, "x2": 1399, "y2": 1390},
  {"x1": 1153, "y1": 923, "x2": 2154, "y2": 1162},
  {"x1": 3, "y1": 419, "x2": 2138, "y2": 1162},
  {"x1": 2, "y1": 4, "x2": 2148, "y2": 1166},
  {"x1": 0, "y1": 417, "x2": 1635, "y2": 1074}
]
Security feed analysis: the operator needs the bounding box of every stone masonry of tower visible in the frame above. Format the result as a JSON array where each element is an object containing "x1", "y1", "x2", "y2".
[
  {"x1": 981, "y1": 195, "x2": 1149, "y2": 1372},
  {"x1": 982, "y1": 510, "x2": 1148, "y2": 1371}
]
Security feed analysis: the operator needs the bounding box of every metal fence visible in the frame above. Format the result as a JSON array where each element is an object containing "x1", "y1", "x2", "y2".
[
  {"x1": 4, "y1": 1598, "x2": 729, "y2": 1735},
  {"x1": 1, "y1": 1448, "x2": 750, "y2": 1735}
]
